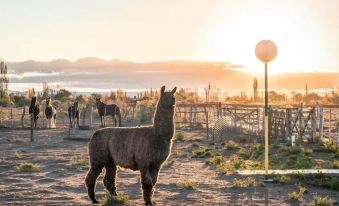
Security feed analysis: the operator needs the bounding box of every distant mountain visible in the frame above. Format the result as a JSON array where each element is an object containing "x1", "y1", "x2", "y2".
[{"x1": 6, "y1": 58, "x2": 339, "y2": 92}]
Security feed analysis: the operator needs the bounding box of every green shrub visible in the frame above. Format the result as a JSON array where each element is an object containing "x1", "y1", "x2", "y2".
[
  {"x1": 15, "y1": 162, "x2": 41, "y2": 172},
  {"x1": 274, "y1": 175, "x2": 290, "y2": 185},
  {"x1": 304, "y1": 148, "x2": 313, "y2": 156},
  {"x1": 176, "y1": 179, "x2": 197, "y2": 189},
  {"x1": 225, "y1": 140, "x2": 240, "y2": 150},
  {"x1": 101, "y1": 191, "x2": 129, "y2": 205},
  {"x1": 310, "y1": 195, "x2": 336, "y2": 206},
  {"x1": 175, "y1": 132, "x2": 185, "y2": 142},
  {"x1": 288, "y1": 185, "x2": 307, "y2": 201},
  {"x1": 330, "y1": 160, "x2": 339, "y2": 169},
  {"x1": 191, "y1": 148, "x2": 212, "y2": 158}
]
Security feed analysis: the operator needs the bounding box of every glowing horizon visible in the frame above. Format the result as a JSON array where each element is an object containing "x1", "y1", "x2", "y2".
[{"x1": 0, "y1": 0, "x2": 338, "y2": 74}]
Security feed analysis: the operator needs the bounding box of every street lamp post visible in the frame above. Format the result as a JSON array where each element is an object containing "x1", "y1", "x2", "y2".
[{"x1": 255, "y1": 40, "x2": 277, "y2": 176}]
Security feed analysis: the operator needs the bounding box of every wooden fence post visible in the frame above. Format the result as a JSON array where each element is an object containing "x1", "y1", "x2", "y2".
[
  {"x1": 257, "y1": 108, "x2": 261, "y2": 140},
  {"x1": 21, "y1": 106, "x2": 25, "y2": 128},
  {"x1": 204, "y1": 106, "x2": 209, "y2": 139},
  {"x1": 329, "y1": 109, "x2": 332, "y2": 142},
  {"x1": 311, "y1": 107, "x2": 316, "y2": 142},
  {"x1": 10, "y1": 102, "x2": 13, "y2": 128},
  {"x1": 30, "y1": 110, "x2": 34, "y2": 142},
  {"x1": 319, "y1": 106, "x2": 324, "y2": 141}
]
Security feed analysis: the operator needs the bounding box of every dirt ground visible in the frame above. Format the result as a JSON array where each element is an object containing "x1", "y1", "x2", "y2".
[{"x1": 0, "y1": 128, "x2": 338, "y2": 206}]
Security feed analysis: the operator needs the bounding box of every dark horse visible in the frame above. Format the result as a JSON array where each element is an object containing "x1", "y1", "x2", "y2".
[
  {"x1": 29, "y1": 96, "x2": 40, "y2": 128},
  {"x1": 95, "y1": 98, "x2": 121, "y2": 127},
  {"x1": 68, "y1": 101, "x2": 80, "y2": 128}
]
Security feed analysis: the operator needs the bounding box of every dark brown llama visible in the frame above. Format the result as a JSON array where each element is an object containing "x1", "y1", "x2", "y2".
[
  {"x1": 85, "y1": 86, "x2": 177, "y2": 206},
  {"x1": 95, "y1": 98, "x2": 121, "y2": 127},
  {"x1": 29, "y1": 96, "x2": 40, "y2": 128},
  {"x1": 45, "y1": 97, "x2": 57, "y2": 128},
  {"x1": 68, "y1": 101, "x2": 79, "y2": 128}
]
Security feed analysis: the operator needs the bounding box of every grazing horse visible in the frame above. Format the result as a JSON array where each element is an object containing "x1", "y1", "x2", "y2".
[
  {"x1": 68, "y1": 101, "x2": 80, "y2": 128},
  {"x1": 95, "y1": 98, "x2": 121, "y2": 127},
  {"x1": 29, "y1": 96, "x2": 40, "y2": 128},
  {"x1": 45, "y1": 97, "x2": 57, "y2": 128}
]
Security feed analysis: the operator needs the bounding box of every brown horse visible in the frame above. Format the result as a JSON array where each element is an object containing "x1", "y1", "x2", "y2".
[
  {"x1": 68, "y1": 101, "x2": 80, "y2": 128},
  {"x1": 95, "y1": 98, "x2": 121, "y2": 127}
]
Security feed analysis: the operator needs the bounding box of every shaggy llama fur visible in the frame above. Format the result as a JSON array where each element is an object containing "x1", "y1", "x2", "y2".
[{"x1": 85, "y1": 86, "x2": 177, "y2": 206}]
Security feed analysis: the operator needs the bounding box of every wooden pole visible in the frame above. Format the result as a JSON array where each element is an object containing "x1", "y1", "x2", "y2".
[
  {"x1": 10, "y1": 103, "x2": 13, "y2": 128},
  {"x1": 30, "y1": 110, "x2": 34, "y2": 142},
  {"x1": 21, "y1": 106, "x2": 25, "y2": 128},
  {"x1": 329, "y1": 109, "x2": 332, "y2": 142},
  {"x1": 204, "y1": 106, "x2": 209, "y2": 139},
  {"x1": 319, "y1": 107, "x2": 324, "y2": 141}
]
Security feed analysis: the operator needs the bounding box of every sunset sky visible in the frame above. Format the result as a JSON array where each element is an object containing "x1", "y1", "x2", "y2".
[{"x1": 0, "y1": 0, "x2": 338, "y2": 74}]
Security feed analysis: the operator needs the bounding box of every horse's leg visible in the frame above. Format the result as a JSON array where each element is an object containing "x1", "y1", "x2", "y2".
[
  {"x1": 103, "y1": 163, "x2": 117, "y2": 196},
  {"x1": 85, "y1": 164, "x2": 104, "y2": 203},
  {"x1": 140, "y1": 168, "x2": 155, "y2": 206}
]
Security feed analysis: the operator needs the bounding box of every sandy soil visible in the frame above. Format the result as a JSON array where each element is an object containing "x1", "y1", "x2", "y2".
[{"x1": 0, "y1": 128, "x2": 338, "y2": 206}]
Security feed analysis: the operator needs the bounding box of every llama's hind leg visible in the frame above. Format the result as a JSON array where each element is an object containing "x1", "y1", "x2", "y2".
[
  {"x1": 103, "y1": 163, "x2": 117, "y2": 196},
  {"x1": 85, "y1": 165, "x2": 104, "y2": 203},
  {"x1": 140, "y1": 169, "x2": 155, "y2": 206}
]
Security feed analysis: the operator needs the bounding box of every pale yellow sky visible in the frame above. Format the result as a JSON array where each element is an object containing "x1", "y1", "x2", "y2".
[{"x1": 0, "y1": 0, "x2": 338, "y2": 73}]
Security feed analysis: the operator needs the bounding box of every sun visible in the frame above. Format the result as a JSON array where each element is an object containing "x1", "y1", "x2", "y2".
[{"x1": 201, "y1": 2, "x2": 329, "y2": 75}]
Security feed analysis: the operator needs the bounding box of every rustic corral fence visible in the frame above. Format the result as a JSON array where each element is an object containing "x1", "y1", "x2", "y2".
[{"x1": 1, "y1": 102, "x2": 338, "y2": 144}]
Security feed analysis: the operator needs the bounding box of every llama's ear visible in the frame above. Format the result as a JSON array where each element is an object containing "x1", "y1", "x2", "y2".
[
  {"x1": 171, "y1": 87, "x2": 177, "y2": 94},
  {"x1": 160, "y1": 86, "x2": 166, "y2": 94}
]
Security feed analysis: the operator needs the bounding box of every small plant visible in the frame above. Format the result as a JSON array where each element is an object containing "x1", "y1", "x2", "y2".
[
  {"x1": 232, "y1": 178, "x2": 246, "y2": 188},
  {"x1": 225, "y1": 140, "x2": 240, "y2": 150},
  {"x1": 191, "y1": 148, "x2": 212, "y2": 158},
  {"x1": 14, "y1": 151, "x2": 22, "y2": 158},
  {"x1": 209, "y1": 156, "x2": 224, "y2": 165},
  {"x1": 176, "y1": 179, "x2": 197, "y2": 189},
  {"x1": 175, "y1": 132, "x2": 185, "y2": 142},
  {"x1": 304, "y1": 148, "x2": 313, "y2": 156},
  {"x1": 288, "y1": 185, "x2": 307, "y2": 201},
  {"x1": 15, "y1": 162, "x2": 41, "y2": 172},
  {"x1": 245, "y1": 177, "x2": 257, "y2": 187},
  {"x1": 70, "y1": 156, "x2": 88, "y2": 166},
  {"x1": 310, "y1": 195, "x2": 336, "y2": 206},
  {"x1": 232, "y1": 177, "x2": 256, "y2": 188},
  {"x1": 330, "y1": 160, "x2": 339, "y2": 169},
  {"x1": 323, "y1": 141, "x2": 339, "y2": 154},
  {"x1": 101, "y1": 191, "x2": 129, "y2": 205},
  {"x1": 274, "y1": 175, "x2": 290, "y2": 185}
]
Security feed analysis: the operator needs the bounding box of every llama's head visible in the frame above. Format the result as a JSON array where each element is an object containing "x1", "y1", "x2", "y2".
[{"x1": 159, "y1": 86, "x2": 177, "y2": 109}]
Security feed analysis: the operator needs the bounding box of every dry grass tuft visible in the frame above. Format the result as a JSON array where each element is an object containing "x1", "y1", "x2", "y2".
[
  {"x1": 176, "y1": 179, "x2": 197, "y2": 189},
  {"x1": 15, "y1": 162, "x2": 41, "y2": 172}
]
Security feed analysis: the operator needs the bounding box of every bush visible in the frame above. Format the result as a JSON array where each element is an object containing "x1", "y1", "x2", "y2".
[
  {"x1": 310, "y1": 195, "x2": 336, "y2": 206},
  {"x1": 288, "y1": 185, "x2": 307, "y2": 201},
  {"x1": 191, "y1": 148, "x2": 212, "y2": 158},
  {"x1": 101, "y1": 191, "x2": 129, "y2": 205},
  {"x1": 225, "y1": 140, "x2": 240, "y2": 150},
  {"x1": 176, "y1": 179, "x2": 197, "y2": 189},
  {"x1": 15, "y1": 162, "x2": 41, "y2": 172}
]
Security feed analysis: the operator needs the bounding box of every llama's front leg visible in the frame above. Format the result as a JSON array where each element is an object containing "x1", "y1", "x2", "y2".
[
  {"x1": 103, "y1": 163, "x2": 117, "y2": 196},
  {"x1": 140, "y1": 169, "x2": 155, "y2": 206},
  {"x1": 150, "y1": 165, "x2": 161, "y2": 186},
  {"x1": 85, "y1": 165, "x2": 104, "y2": 204}
]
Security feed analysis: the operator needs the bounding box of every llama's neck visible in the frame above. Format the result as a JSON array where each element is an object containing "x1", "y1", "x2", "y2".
[{"x1": 153, "y1": 104, "x2": 175, "y2": 138}]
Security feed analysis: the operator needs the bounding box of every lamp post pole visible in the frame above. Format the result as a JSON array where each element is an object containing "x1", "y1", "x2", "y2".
[
  {"x1": 264, "y1": 62, "x2": 269, "y2": 175},
  {"x1": 255, "y1": 40, "x2": 277, "y2": 176}
]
